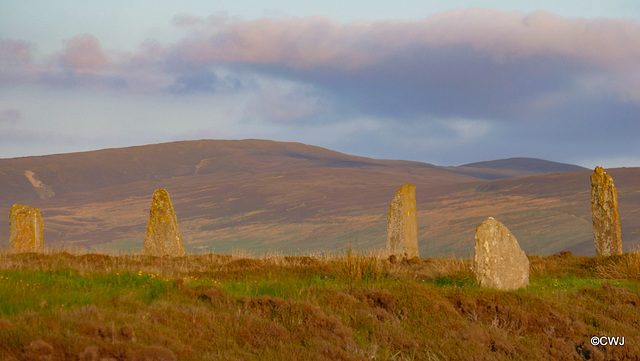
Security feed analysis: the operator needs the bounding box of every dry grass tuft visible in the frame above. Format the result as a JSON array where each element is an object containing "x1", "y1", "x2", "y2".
[
  {"x1": 425, "y1": 257, "x2": 472, "y2": 279},
  {"x1": 595, "y1": 249, "x2": 640, "y2": 280},
  {"x1": 331, "y1": 249, "x2": 389, "y2": 286}
]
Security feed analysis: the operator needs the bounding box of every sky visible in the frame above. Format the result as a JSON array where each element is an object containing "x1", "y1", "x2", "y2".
[{"x1": 2, "y1": 1, "x2": 640, "y2": 168}]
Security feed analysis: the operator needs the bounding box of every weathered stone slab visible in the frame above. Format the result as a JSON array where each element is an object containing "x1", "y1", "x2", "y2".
[
  {"x1": 386, "y1": 184, "x2": 418, "y2": 258},
  {"x1": 142, "y1": 189, "x2": 185, "y2": 256},
  {"x1": 473, "y1": 217, "x2": 529, "y2": 290},
  {"x1": 591, "y1": 166, "x2": 622, "y2": 256},
  {"x1": 9, "y1": 204, "x2": 44, "y2": 253}
]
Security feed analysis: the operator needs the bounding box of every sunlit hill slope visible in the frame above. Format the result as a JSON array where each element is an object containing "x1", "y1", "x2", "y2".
[{"x1": 1, "y1": 139, "x2": 638, "y2": 256}]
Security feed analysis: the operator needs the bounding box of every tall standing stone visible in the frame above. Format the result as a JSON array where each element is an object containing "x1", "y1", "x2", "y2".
[
  {"x1": 9, "y1": 204, "x2": 44, "y2": 253},
  {"x1": 142, "y1": 189, "x2": 185, "y2": 256},
  {"x1": 473, "y1": 217, "x2": 529, "y2": 290},
  {"x1": 386, "y1": 184, "x2": 418, "y2": 258},
  {"x1": 591, "y1": 166, "x2": 622, "y2": 256}
]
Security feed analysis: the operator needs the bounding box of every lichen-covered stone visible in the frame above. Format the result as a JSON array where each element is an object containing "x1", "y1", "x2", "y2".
[
  {"x1": 142, "y1": 189, "x2": 185, "y2": 256},
  {"x1": 473, "y1": 217, "x2": 529, "y2": 290},
  {"x1": 386, "y1": 184, "x2": 418, "y2": 258},
  {"x1": 591, "y1": 166, "x2": 622, "y2": 256},
  {"x1": 9, "y1": 204, "x2": 44, "y2": 253}
]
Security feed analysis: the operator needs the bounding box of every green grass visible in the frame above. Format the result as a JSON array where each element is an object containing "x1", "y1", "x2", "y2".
[
  {"x1": 221, "y1": 273, "x2": 329, "y2": 300},
  {"x1": 0, "y1": 269, "x2": 174, "y2": 316},
  {"x1": 523, "y1": 274, "x2": 640, "y2": 297}
]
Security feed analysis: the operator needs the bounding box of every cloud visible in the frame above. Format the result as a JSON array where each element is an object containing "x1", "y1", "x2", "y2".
[
  {"x1": 175, "y1": 16, "x2": 369, "y2": 68},
  {"x1": 8, "y1": 10, "x2": 640, "y2": 105},
  {"x1": 3, "y1": 9, "x2": 640, "y2": 165},
  {"x1": 0, "y1": 39, "x2": 32, "y2": 66},
  {"x1": 171, "y1": 10, "x2": 640, "y2": 70},
  {"x1": 159, "y1": 10, "x2": 640, "y2": 126},
  {"x1": 443, "y1": 118, "x2": 493, "y2": 142},
  {"x1": 166, "y1": 69, "x2": 244, "y2": 94},
  {"x1": 418, "y1": 9, "x2": 640, "y2": 70},
  {"x1": 0, "y1": 39, "x2": 33, "y2": 82},
  {"x1": 33, "y1": 34, "x2": 128, "y2": 89},
  {"x1": 246, "y1": 77, "x2": 329, "y2": 124},
  {"x1": 60, "y1": 34, "x2": 112, "y2": 72}
]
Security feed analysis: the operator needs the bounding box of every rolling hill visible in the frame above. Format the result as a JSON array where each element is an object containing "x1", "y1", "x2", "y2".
[
  {"x1": 450, "y1": 157, "x2": 589, "y2": 180},
  {"x1": 1, "y1": 139, "x2": 638, "y2": 256}
]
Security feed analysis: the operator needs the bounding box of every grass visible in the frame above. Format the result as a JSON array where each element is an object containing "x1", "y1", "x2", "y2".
[
  {"x1": 0, "y1": 269, "x2": 175, "y2": 316},
  {"x1": 330, "y1": 247, "x2": 389, "y2": 289},
  {"x1": 0, "y1": 250, "x2": 639, "y2": 360},
  {"x1": 594, "y1": 252, "x2": 640, "y2": 280}
]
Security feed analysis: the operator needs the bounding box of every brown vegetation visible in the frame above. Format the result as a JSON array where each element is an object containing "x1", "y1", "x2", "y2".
[{"x1": 0, "y1": 251, "x2": 639, "y2": 360}]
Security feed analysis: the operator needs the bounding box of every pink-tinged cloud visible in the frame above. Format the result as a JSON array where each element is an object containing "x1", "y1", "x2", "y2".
[
  {"x1": 0, "y1": 39, "x2": 33, "y2": 81},
  {"x1": 177, "y1": 16, "x2": 377, "y2": 69},
  {"x1": 422, "y1": 9, "x2": 640, "y2": 70},
  {"x1": 5, "y1": 9, "x2": 640, "y2": 111},
  {"x1": 7, "y1": 9, "x2": 640, "y2": 96},
  {"x1": 60, "y1": 34, "x2": 112, "y2": 72},
  {"x1": 0, "y1": 40, "x2": 31, "y2": 66},
  {"x1": 175, "y1": 9, "x2": 640, "y2": 71},
  {"x1": 165, "y1": 9, "x2": 640, "y2": 116}
]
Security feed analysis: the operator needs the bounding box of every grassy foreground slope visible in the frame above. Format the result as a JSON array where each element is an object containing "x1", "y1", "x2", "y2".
[{"x1": 1, "y1": 251, "x2": 639, "y2": 360}]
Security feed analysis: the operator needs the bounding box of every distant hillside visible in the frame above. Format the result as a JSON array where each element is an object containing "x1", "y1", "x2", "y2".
[
  {"x1": 1, "y1": 141, "x2": 638, "y2": 256},
  {"x1": 0, "y1": 139, "x2": 465, "y2": 205},
  {"x1": 451, "y1": 157, "x2": 589, "y2": 180},
  {"x1": 0, "y1": 139, "x2": 479, "y2": 254}
]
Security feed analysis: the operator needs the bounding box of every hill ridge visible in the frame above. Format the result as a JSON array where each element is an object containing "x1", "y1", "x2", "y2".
[
  {"x1": 1, "y1": 139, "x2": 638, "y2": 257},
  {"x1": 451, "y1": 157, "x2": 588, "y2": 180}
]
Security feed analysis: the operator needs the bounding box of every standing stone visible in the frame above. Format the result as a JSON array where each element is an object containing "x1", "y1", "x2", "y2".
[
  {"x1": 9, "y1": 204, "x2": 44, "y2": 253},
  {"x1": 591, "y1": 166, "x2": 622, "y2": 256},
  {"x1": 142, "y1": 189, "x2": 185, "y2": 256},
  {"x1": 473, "y1": 217, "x2": 529, "y2": 290},
  {"x1": 386, "y1": 184, "x2": 418, "y2": 258}
]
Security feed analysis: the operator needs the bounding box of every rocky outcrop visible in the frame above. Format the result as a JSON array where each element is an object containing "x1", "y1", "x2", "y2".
[
  {"x1": 386, "y1": 184, "x2": 418, "y2": 258},
  {"x1": 24, "y1": 170, "x2": 55, "y2": 200},
  {"x1": 9, "y1": 204, "x2": 44, "y2": 252},
  {"x1": 591, "y1": 166, "x2": 622, "y2": 256},
  {"x1": 473, "y1": 217, "x2": 529, "y2": 290},
  {"x1": 142, "y1": 189, "x2": 185, "y2": 257}
]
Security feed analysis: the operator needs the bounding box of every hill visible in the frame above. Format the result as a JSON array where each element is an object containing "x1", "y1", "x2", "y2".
[
  {"x1": 451, "y1": 157, "x2": 589, "y2": 180},
  {"x1": 418, "y1": 167, "x2": 640, "y2": 256},
  {"x1": 0, "y1": 139, "x2": 471, "y2": 205},
  {"x1": 1, "y1": 140, "x2": 638, "y2": 256},
  {"x1": 0, "y1": 139, "x2": 478, "y2": 254}
]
